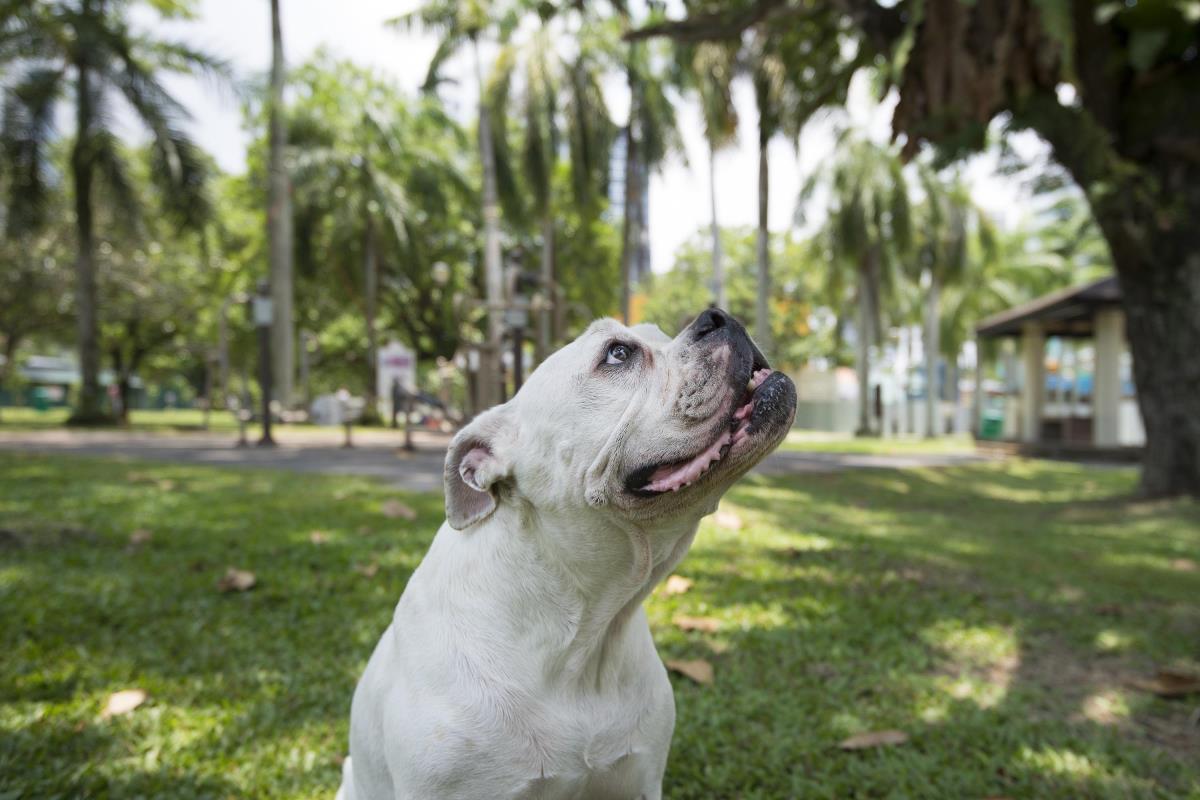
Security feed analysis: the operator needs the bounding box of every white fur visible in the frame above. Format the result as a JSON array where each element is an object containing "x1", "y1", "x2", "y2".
[{"x1": 340, "y1": 318, "x2": 788, "y2": 800}]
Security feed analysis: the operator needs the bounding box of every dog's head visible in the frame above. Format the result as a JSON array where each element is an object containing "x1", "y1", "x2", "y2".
[{"x1": 443, "y1": 308, "x2": 797, "y2": 530}]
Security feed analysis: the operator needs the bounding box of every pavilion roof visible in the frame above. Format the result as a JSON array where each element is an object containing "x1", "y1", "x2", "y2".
[{"x1": 976, "y1": 275, "x2": 1121, "y2": 338}]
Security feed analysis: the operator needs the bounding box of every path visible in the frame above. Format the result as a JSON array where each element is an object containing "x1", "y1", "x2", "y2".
[{"x1": 0, "y1": 428, "x2": 991, "y2": 491}]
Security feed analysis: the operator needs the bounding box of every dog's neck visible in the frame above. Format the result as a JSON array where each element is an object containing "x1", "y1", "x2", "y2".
[{"x1": 432, "y1": 502, "x2": 703, "y2": 692}]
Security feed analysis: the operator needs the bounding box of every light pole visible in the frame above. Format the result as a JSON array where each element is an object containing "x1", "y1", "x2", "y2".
[
  {"x1": 218, "y1": 291, "x2": 249, "y2": 408},
  {"x1": 253, "y1": 281, "x2": 276, "y2": 447}
]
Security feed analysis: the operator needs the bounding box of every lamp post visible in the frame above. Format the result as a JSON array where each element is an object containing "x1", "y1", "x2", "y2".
[
  {"x1": 252, "y1": 281, "x2": 276, "y2": 447},
  {"x1": 218, "y1": 291, "x2": 249, "y2": 408}
]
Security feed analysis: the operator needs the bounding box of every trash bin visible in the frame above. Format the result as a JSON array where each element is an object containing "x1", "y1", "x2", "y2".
[
  {"x1": 31, "y1": 386, "x2": 49, "y2": 412},
  {"x1": 980, "y1": 409, "x2": 1004, "y2": 440}
]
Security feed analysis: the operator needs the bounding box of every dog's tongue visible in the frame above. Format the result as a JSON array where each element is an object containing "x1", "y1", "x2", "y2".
[{"x1": 642, "y1": 431, "x2": 732, "y2": 493}]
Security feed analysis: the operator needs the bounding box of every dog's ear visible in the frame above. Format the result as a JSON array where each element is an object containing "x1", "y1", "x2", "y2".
[{"x1": 444, "y1": 405, "x2": 515, "y2": 530}]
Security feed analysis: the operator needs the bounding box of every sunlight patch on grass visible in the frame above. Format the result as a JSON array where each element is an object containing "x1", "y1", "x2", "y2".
[
  {"x1": 1080, "y1": 689, "x2": 1131, "y2": 726},
  {"x1": 1094, "y1": 629, "x2": 1135, "y2": 653}
]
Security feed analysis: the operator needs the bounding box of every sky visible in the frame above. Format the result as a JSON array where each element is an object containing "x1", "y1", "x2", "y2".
[{"x1": 146, "y1": 0, "x2": 1047, "y2": 274}]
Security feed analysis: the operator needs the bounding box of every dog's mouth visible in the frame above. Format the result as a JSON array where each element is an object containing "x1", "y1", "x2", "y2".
[{"x1": 626, "y1": 361, "x2": 792, "y2": 497}]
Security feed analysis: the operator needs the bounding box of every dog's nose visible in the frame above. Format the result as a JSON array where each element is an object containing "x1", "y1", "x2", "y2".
[{"x1": 691, "y1": 307, "x2": 729, "y2": 341}]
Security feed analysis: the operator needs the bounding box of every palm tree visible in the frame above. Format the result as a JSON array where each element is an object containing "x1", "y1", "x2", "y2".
[
  {"x1": 618, "y1": 38, "x2": 683, "y2": 323},
  {"x1": 267, "y1": 0, "x2": 294, "y2": 407},
  {"x1": 684, "y1": 42, "x2": 738, "y2": 309},
  {"x1": 911, "y1": 167, "x2": 998, "y2": 438},
  {"x1": 391, "y1": 0, "x2": 518, "y2": 409},
  {"x1": 743, "y1": 17, "x2": 858, "y2": 355},
  {"x1": 800, "y1": 131, "x2": 912, "y2": 435},
  {"x1": 1, "y1": 0, "x2": 224, "y2": 423},
  {"x1": 290, "y1": 64, "x2": 468, "y2": 416},
  {"x1": 486, "y1": 6, "x2": 615, "y2": 359}
]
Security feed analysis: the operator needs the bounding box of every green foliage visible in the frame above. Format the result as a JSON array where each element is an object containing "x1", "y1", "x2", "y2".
[{"x1": 640, "y1": 227, "x2": 836, "y2": 370}]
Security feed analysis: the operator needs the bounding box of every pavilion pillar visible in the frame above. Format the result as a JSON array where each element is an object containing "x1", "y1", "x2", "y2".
[
  {"x1": 1019, "y1": 322, "x2": 1045, "y2": 443},
  {"x1": 1093, "y1": 307, "x2": 1124, "y2": 447}
]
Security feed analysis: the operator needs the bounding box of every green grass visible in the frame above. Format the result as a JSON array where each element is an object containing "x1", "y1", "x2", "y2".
[
  {"x1": 0, "y1": 406, "x2": 241, "y2": 432},
  {"x1": 780, "y1": 430, "x2": 976, "y2": 455},
  {"x1": 0, "y1": 406, "x2": 416, "y2": 441},
  {"x1": 2, "y1": 454, "x2": 1198, "y2": 799}
]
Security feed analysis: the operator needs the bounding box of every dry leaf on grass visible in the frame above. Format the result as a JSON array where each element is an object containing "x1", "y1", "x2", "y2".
[
  {"x1": 1128, "y1": 669, "x2": 1200, "y2": 698},
  {"x1": 714, "y1": 509, "x2": 743, "y2": 530},
  {"x1": 354, "y1": 562, "x2": 380, "y2": 578},
  {"x1": 381, "y1": 500, "x2": 417, "y2": 520},
  {"x1": 157, "y1": 479, "x2": 177, "y2": 492},
  {"x1": 309, "y1": 531, "x2": 329, "y2": 545},
  {"x1": 1169, "y1": 558, "x2": 1197, "y2": 572},
  {"x1": 127, "y1": 529, "x2": 152, "y2": 550},
  {"x1": 217, "y1": 567, "x2": 257, "y2": 593},
  {"x1": 662, "y1": 575, "x2": 693, "y2": 596},
  {"x1": 838, "y1": 730, "x2": 909, "y2": 750},
  {"x1": 101, "y1": 688, "x2": 147, "y2": 719},
  {"x1": 666, "y1": 659, "x2": 713, "y2": 685},
  {"x1": 673, "y1": 615, "x2": 721, "y2": 634}
]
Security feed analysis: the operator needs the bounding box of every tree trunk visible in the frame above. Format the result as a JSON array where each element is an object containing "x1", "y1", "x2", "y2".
[
  {"x1": 755, "y1": 128, "x2": 770, "y2": 355},
  {"x1": 708, "y1": 143, "x2": 725, "y2": 309},
  {"x1": 971, "y1": 334, "x2": 984, "y2": 438},
  {"x1": 0, "y1": 334, "x2": 19, "y2": 423},
  {"x1": 924, "y1": 271, "x2": 940, "y2": 438},
  {"x1": 855, "y1": 259, "x2": 873, "y2": 436},
  {"x1": 537, "y1": 212, "x2": 554, "y2": 362},
  {"x1": 364, "y1": 220, "x2": 378, "y2": 415},
  {"x1": 268, "y1": 0, "x2": 295, "y2": 407},
  {"x1": 474, "y1": 38, "x2": 503, "y2": 410},
  {"x1": 1109, "y1": 251, "x2": 1200, "y2": 496},
  {"x1": 70, "y1": 61, "x2": 106, "y2": 424},
  {"x1": 1024, "y1": 92, "x2": 1200, "y2": 496},
  {"x1": 619, "y1": 79, "x2": 640, "y2": 325}
]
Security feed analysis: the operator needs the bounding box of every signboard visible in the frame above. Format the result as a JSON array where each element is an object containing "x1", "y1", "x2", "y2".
[{"x1": 377, "y1": 341, "x2": 416, "y2": 418}]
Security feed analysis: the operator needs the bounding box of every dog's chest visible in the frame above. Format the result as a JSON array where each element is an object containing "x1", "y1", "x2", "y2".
[{"x1": 408, "y1": 680, "x2": 669, "y2": 799}]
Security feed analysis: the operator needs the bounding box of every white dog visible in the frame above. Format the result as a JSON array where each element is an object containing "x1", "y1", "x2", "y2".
[{"x1": 338, "y1": 309, "x2": 796, "y2": 800}]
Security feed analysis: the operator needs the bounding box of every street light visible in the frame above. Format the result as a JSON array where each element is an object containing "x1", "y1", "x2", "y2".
[{"x1": 252, "y1": 280, "x2": 276, "y2": 447}]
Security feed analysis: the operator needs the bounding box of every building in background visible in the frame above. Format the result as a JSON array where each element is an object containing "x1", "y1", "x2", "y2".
[{"x1": 975, "y1": 276, "x2": 1143, "y2": 455}]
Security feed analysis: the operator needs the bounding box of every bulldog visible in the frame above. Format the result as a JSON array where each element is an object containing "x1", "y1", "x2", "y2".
[{"x1": 338, "y1": 308, "x2": 796, "y2": 800}]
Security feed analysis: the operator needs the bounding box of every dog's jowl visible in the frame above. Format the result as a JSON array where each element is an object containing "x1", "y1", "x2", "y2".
[{"x1": 338, "y1": 309, "x2": 796, "y2": 800}]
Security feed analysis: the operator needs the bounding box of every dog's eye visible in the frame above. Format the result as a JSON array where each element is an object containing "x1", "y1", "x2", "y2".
[{"x1": 605, "y1": 343, "x2": 633, "y2": 366}]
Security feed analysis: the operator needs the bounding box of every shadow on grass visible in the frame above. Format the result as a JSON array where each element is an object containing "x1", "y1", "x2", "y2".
[
  {"x1": 652, "y1": 464, "x2": 1199, "y2": 798},
  {"x1": 1, "y1": 452, "x2": 1197, "y2": 798}
]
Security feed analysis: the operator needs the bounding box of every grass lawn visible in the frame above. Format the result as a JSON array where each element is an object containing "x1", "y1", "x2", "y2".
[
  {"x1": 1, "y1": 453, "x2": 1197, "y2": 799},
  {"x1": 0, "y1": 407, "x2": 241, "y2": 432},
  {"x1": 780, "y1": 430, "x2": 976, "y2": 455}
]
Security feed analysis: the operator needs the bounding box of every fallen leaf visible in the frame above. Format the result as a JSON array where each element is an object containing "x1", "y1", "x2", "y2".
[
  {"x1": 1169, "y1": 558, "x2": 1197, "y2": 572},
  {"x1": 1128, "y1": 669, "x2": 1200, "y2": 698},
  {"x1": 101, "y1": 689, "x2": 147, "y2": 719},
  {"x1": 714, "y1": 509, "x2": 743, "y2": 530},
  {"x1": 838, "y1": 729, "x2": 909, "y2": 750},
  {"x1": 663, "y1": 575, "x2": 693, "y2": 596},
  {"x1": 666, "y1": 659, "x2": 713, "y2": 685},
  {"x1": 309, "y1": 531, "x2": 329, "y2": 545},
  {"x1": 127, "y1": 529, "x2": 152, "y2": 548},
  {"x1": 673, "y1": 615, "x2": 721, "y2": 634},
  {"x1": 807, "y1": 661, "x2": 838, "y2": 679},
  {"x1": 353, "y1": 562, "x2": 379, "y2": 578},
  {"x1": 381, "y1": 500, "x2": 417, "y2": 520},
  {"x1": 157, "y1": 479, "x2": 176, "y2": 492},
  {"x1": 705, "y1": 639, "x2": 729, "y2": 655},
  {"x1": 217, "y1": 567, "x2": 256, "y2": 593}
]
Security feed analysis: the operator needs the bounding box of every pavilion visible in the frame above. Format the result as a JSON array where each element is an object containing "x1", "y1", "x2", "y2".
[{"x1": 975, "y1": 275, "x2": 1143, "y2": 456}]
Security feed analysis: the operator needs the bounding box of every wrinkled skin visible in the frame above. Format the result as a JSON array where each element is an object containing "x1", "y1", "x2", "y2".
[{"x1": 339, "y1": 309, "x2": 796, "y2": 800}]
